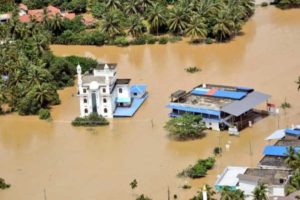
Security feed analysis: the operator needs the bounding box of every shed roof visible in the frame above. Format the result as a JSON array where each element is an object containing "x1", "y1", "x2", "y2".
[
  {"x1": 285, "y1": 128, "x2": 300, "y2": 136},
  {"x1": 221, "y1": 91, "x2": 271, "y2": 116},
  {"x1": 263, "y1": 146, "x2": 300, "y2": 156},
  {"x1": 167, "y1": 103, "x2": 221, "y2": 116}
]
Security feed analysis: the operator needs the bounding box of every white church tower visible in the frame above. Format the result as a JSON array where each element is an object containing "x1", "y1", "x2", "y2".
[{"x1": 77, "y1": 62, "x2": 132, "y2": 118}]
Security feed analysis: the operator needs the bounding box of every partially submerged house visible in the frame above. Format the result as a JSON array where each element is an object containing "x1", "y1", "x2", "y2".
[
  {"x1": 259, "y1": 128, "x2": 300, "y2": 170},
  {"x1": 215, "y1": 167, "x2": 291, "y2": 199},
  {"x1": 238, "y1": 168, "x2": 292, "y2": 199},
  {"x1": 167, "y1": 84, "x2": 270, "y2": 131},
  {"x1": 77, "y1": 63, "x2": 148, "y2": 118}
]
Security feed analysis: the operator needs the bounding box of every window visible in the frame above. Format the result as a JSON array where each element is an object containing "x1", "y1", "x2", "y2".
[
  {"x1": 84, "y1": 109, "x2": 88, "y2": 113},
  {"x1": 83, "y1": 89, "x2": 87, "y2": 93},
  {"x1": 133, "y1": 92, "x2": 137, "y2": 96},
  {"x1": 119, "y1": 88, "x2": 123, "y2": 93},
  {"x1": 103, "y1": 88, "x2": 106, "y2": 93},
  {"x1": 103, "y1": 98, "x2": 107, "y2": 103},
  {"x1": 84, "y1": 98, "x2": 87, "y2": 103},
  {"x1": 104, "y1": 108, "x2": 108, "y2": 113}
]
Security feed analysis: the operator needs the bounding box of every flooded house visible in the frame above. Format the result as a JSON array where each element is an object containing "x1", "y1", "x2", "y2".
[
  {"x1": 167, "y1": 84, "x2": 271, "y2": 131},
  {"x1": 259, "y1": 127, "x2": 300, "y2": 170},
  {"x1": 77, "y1": 63, "x2": 147, "y2": 118}
]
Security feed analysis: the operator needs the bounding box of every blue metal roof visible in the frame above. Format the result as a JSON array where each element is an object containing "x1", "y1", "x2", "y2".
[
  {"x1": 285, "y1": 128, "x2": 300, "y2": 136},
  {"x1": 114, "y1": 95, "x2": 148, "y2": 117},
  {"x1": 263, "y1": 146, "x2": 300, "y2": 156},
  {"x1": 167, "y1": 103, "x2": 221, "y2": 116},
  {"x1": 191, "y1": 88, "x2": 247, "y2": 100},
  {"x1": 131, "y1": 84, "x2": 147, "y2": 94}
]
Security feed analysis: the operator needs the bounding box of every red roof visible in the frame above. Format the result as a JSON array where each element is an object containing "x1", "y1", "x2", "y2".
[
  {"x1": 19, "y1": 15, "x2": 30, "y2": 23},
  {"x1": 47, "y1": 5, "x2": 61, "y2": 15},
  {"x1": 19, "y1": 3, "x2": 28, "y2": 11},
  {"x1": 63, "y1": 13, "x2": 76, "y2": 20}
]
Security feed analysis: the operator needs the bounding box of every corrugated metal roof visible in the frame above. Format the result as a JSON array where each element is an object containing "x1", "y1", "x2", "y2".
[
  {"x1": 131, "y1": 85, "x2": 147, "y2": 94},
  {"x1": 285, "y1": 128, "x2": 300, "y2": 136},
  {"x1": 263, "y1": 146, "x2": 300, "y2": 156},
  {"x1": 167, "y1": 103, "x2": 221, "y2": 116},
  {"x1": 191, "y1": 88, "x2": 247, "y2": 100},
  {"x1": 221, "y1": 91, "x2": 271, "y2": 116}
]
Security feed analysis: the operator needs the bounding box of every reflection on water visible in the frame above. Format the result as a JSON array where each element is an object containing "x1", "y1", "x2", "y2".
[{"x1": 0, "y1": 7, "x2": 300, "y2": 200}]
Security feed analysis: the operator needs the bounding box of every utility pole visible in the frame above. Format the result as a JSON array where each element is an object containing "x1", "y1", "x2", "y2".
[
  {"x1": 44, "y1": 188, "x2": 47, "y2": 200},
  {"x1": 167, "y1": 186, "x2": 170, "y2": 200}
]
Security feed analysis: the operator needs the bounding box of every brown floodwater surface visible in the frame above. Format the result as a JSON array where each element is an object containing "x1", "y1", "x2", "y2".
[{"x1": 1, "y1": 7, "x2": 300, "y2": 200}]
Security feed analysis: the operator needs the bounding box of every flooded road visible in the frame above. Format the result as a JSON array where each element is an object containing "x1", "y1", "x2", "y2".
[{"x1": 1, "y1": 7, "x2": 300, "y2": 200}]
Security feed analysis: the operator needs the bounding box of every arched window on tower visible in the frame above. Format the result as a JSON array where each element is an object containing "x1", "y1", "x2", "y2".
[
  {"x1": 103, "y1": 98, "x2": 107, "y2": 103},
  {"x1": 84, "y1": 108, "x2": 88, "y2": 114},
  {"x1": 119, "y1": 88, "x2": 123, "y2": 93},
  {"x1": 104, "y1": 108, "x2": 108, "y2": 113}
]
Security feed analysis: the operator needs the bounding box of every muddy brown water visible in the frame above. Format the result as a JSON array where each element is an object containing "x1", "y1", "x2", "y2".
[{"x1": 1, "y1": 7, "x2": 300, "y2": 200}]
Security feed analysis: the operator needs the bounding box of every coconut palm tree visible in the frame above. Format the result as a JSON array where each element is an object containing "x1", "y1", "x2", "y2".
[
  {"x1": 101, "y1": 11, "x2": 123, "y2": 38},
  {"x1": 146, "y1": 2, "x2": 167, "y2": 35},
  {"x1": 185, "y1": 16, "x2": 207, "y2": 42},
  {"x1": 212, "y1": 10, "x2": 234, "y2": 42},
  {"x1": 252, "y1": 183, "x2": 268, "y2": 200},
  {"x1": 285, "y1": 146, "x2": 300, "y2": 170},
  {"x1": 105, "y1": 0, "x2": 122, "y2": 10},
  {"x1": 49, "y1": 14, "x2": 63, "y2": 35},
  {"x1": 124, "y1": 0, "x2": 140, "y2": 15},
  {"x1": 286, "y1": 168, "x2": 300, "y2": 195},
  {"x1": 139, "y1": 0, "x2": 153, "y2": 12},
  {"x1": 220, "y1": 187, "x2": 233, "y2": 200},
  {"x1": 167, "y1": 7, "x2": 189, "y2": 35},
  {"x1": 128, "y1": 15, "x2": 145, "y2": 38}
]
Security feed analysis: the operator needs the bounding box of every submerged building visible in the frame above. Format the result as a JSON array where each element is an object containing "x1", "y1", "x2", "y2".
[
  {"x1": 167, "y1": 84, "x2": 271, "y2": 131},
  {"x1": 77, "y1": 63, "x2": 147, "y2": 118}
]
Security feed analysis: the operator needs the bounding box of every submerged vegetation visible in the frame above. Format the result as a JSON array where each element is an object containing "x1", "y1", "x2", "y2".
[
  {"x1": 178, "y1": 157, "x2": 215, "y2": 178},
  {"x1": 274, "y1": 0, "x2": 300, "y2": 9},
  {"x1": 0, "y1": 14, "x2": 97, "y2": 116},
  {"x1": 164, "y1": 114, "x2": 206, "y2": 140},
  {"x1": 185, "y1": 66, "x2": 201, "y2": 73},
  {"x1": 0, "y1": 178, "x2": 10, "y2": 189},
  {"x1": 72, "y1": 113, "x2": 109, "y2": 126}
]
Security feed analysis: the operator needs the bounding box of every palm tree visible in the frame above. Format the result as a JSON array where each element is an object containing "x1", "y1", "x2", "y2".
[
  {"x1": 31, "y1": 83, "x2": 57, "y2": 107},
  {"x1": 128, "y1": 15, "x2": 145, "y2": 38},
  {"x1": 105, "y1": 0, "x2": 122, "y2": 10},
  {"x1": 101, "y1": 11, "x2": 123, "y2": 38},
  {"x1": 220, "y1": 187, "x2": 233, "y2": 200},
  {"x1": 185, "y1": 16, "x2": 207, "y2": 42},
  {"x1": 285, "y1": 146, "x2": 300, "y2": 170},
  {"x1": 124, "y1": 0, "x2": 140, "y2": 15},
  {"x1": 212, "y1": 10, "x2": 234, "y2": 42},
  {"x1": 167, "y1": 7, "x2": 189, "y2": 35},
  {"x1": 49, "y1": 14, "x2": 63, "y2": 34},
  {"x1": 146, "y1": 2, "x2": 167, "y2": 35},
  {"x1": 252, "y1": 183, "x2": 268, "y2": 200},
  {"x1": 139, "y1": 0, "x2": 153, "y2": 12},
  {"x1": 286, "y1": 168, "x2": 300, "y2": 195}
]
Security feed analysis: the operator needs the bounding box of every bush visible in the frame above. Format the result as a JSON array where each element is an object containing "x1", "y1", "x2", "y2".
[
  {"x1": 205, "y1": 37, "x2": 213, "y2": 44},
  {"x1": 39, "y1": 109, "x2": 51, "y2": 120},
  {"x1": 131, "y1": 37, "x2": 147, "y2": 45},
  {"x1": 0, "y1": 178, "x2": 10, "y2": 189},
  {"x1": 114, "y1": 36, "x2": 129, "y2": 47},
  {"x1": 261, "y1": 2, "x2": 269, "y2": 6},
  {"x1": 159, "y1": 37, "x2": 168, "y2": 44},
  {"x1": 136, "y1": 194, "x2": 152, "y2": 200},
  {"x1": 72, "y1": 113, "x2": 109, "y2": 126},
  {"x1": 185, "y1": 66, "x2": 201, "y2": 73},
  {"x1": 169, "y1": 36, "x2": 182, "y2": 43},
  {"x1": 143, "y1": 34, "x2": 158, "y2": 44},
  {"x1": 178, "y1": 157, "x2": 216, "y2": 178},
  {"x1": 213, "y1": 147, "x2": 222, "y2": 155}
]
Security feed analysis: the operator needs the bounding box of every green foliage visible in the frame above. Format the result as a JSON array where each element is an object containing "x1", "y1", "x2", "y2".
[
  {"x1": 261, "y1": 2, "x2": 269, "y2": 6},
  {"x1": 130, "y1": 179, "x2": 138, "y2": 190},
  {"x1": 205, "y1": 38, "x2": 213, "y2": 44},
  {"x1": 64, "y1": 56, "x2": 98, "y2": 74},
  {"x1": 275, "y1": 0, "x2": 300, "y2": 9},
  {"x1": 185, "y1": 66, "x2": 201, "y2": 73},
  {"x1": 178, "y1": 157, "x2": 215, "y2": 178},
  {"x1": 281, "y1": 99, "x2": 291, "y2": 109},
  {"x1": 296, "y1": 76, "x2": 300, "y2": 91},
  {"x1": 285, "y1": 146, "x2": 300, "y2": 170},
  {"x1": 165, "y1": 114, "x2": 206, "y2": 140},
  {"x1": 114, "y1": 36, "x2": 129, "y2": 47},
  {"x1": 136, "y1": 194, "x2": 152, "y2": 200},
  {"x1": 182, "y1": 184, "x2": 192, "y2": 189},
  {"x1": 252, "y1": 183, "x2": 268, "y2": 200},
  {"x1": 213, "y1": 147, "x2": 222, "y2": 155},
  {"x1": 158, "y1": 37, "x2": 168, "y2": 44},
  {"x1": 220, "y1": 187, "x2": 245, "y2": 200},
  {"x1": 0, "y1": 0, "x2": 15, "y2": 13},
  {"x1": 0, "y1": 178, "x2": 10, "y2": 189},
  {"x1": 286, "y1": 168, "x2": 300, "y2": 195},
  {"x1": 38, "y1": 108, "x2": 51, "y2": 120},
  {"x1": 72, "y1": 113, "x2": 109, "y2": 126}
]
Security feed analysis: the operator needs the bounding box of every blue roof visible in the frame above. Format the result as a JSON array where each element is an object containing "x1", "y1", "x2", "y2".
[
  {"x1": 131, "y1": 84, "x2": 147, "y2": 94},
  {"x1": 116, "y1": 97, "x2": 131, "y2": 103},
  {"x1": 285, "y1": 128, "x2": 300, "y2": 136},
  {"x1": 167, "y1": 103, "x2": 221, "y2": 116},
  {"x1": 263, "y1": 146, "x2": 300, "y2": 156},
  {"x1": 191, "y1": 88, "x2": 247, "y2": 100},
  {"x1": 113, "y1": 95, "x2": 148, "y2": 117}
]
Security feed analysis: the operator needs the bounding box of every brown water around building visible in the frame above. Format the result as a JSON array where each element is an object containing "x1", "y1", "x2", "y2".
[{"x1": 1, "y1": 7, "x2": 300, "y2": 200}]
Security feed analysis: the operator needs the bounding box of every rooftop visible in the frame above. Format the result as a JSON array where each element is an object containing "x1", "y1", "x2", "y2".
[
  {"x1": 259, "y1": 155, "x2": 288, "y2": 168},
  {"x1": 263, "y1": 146, "x2": 300, "y2": 156},
  {"x1": 82, "y1": 75, "x2": 105, "y2": 85},
  {"x1": 96, "y1": 63, "x2": 117, "y2": 70},
  {"x1": 238, "y1": 168, "x2": 291, "y2": 185},
  {"x1": 275, "y1": 139, "x2": 300, "y2": 147},
  {"x1": 215, "y1": 166, "x2": 247, "y2": 188}
]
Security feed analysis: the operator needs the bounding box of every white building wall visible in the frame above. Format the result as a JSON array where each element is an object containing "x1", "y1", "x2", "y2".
[
  {"x1": 116, "y1": 84, "x2": 131, "y2": 99},
  {"x1": 238, "y1": 180, "x2": 258, "y2": 197},
  {"x1": 205, "y1": 121, "x2": 220, "y2": 131},
  {"x1": 271, "y1": 186, "x2": 285, "y2": 197}
]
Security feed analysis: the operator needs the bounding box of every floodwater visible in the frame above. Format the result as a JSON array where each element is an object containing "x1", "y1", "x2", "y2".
[{"x1": 1, "y1": 7, "x2": 300, "y2": 200}]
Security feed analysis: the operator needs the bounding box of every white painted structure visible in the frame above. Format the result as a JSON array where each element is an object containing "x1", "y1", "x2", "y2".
[
  {"x1": 214, "y1": 166, "x2": 247, "y2": 191},
  {"x1": 77, "y1": 63, "x2": 132, "y2": 118}
]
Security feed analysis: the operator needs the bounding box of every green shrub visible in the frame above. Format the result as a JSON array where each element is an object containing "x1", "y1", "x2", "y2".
[
  {"x1": 131, "y1": 37, "x2": 147, "y2": 45},
  {"x1": 114, "y1": 36, "x2": 129, "y2": 47},
  {"x1": 0, "y1": 178, "x2": 10, "y2": 189},
  {"x1": 39, "y1": 109, "x2": 51, "y2": 120},
  {"x1": 144, "y1": 34, "x2": 158, "y2": 44},
  {"x1": 205, "y1": 37, "x2": 213, "y2": 44},
  {"x1": 159, "y1": 37, "x2": 168, "y2": 44},
  {"x1": 72, "y1": 113, "x2": 109, "y2": 126},
  {"x1": 136, "y1": 194, "x2": 152, "y2": 200},
  {"x1": 178, "y1": 157, "x2": 216, "y2": 178},
  {"x1": 169, "y1": 36, "x2": 182, "y2": 43},
  {"x1": 261, "y1": 2, "x2": 269, "y2": 6},
  {"x1": 213, "y1": 147, "x2": 222, "y2": 155},
  {"x1": 185, "y1": 66, "x2": 201, "y2": 73}
]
